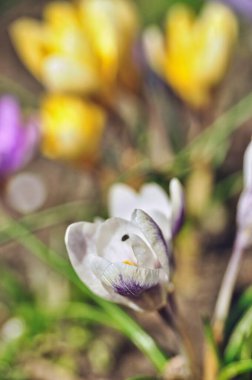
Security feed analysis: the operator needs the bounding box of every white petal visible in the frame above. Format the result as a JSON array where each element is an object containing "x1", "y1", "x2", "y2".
[
  {"x1": 108, "y1": 182, "x2": 173, "y2": 240},
  {"x1": 147, "y1": 210, "x2": 171, "y2": 241},
  {"x1": 139, "y1": 183, "x2": 173, "y2": 240},
  {"x1": 243, "y1": 139, "x2": 252, "y2": 189},
  {"x1": 140, "y1": 183, "x2": 172, "y2": 216},
  {"x1": 108, "y1": 183, "x2": 139, "y2": 219},
  {"x1": 65, "y1": 222, "x2": 97, "y2": 265},
  {"x1": 127, "y1": 234, "x2": 156, "y2": 268},
  {"x1": 170, "y1": 178, "x2": 184, "y2": 235},
  {"x1": 132, "y1": 209, "x2": 170, "y2": 274},
  {"x1": 95, "y1": 217, "x2": 145, "y2": 263},
  {"x1": 65, "y1": 222, "x2": 110, "y2": 299}
]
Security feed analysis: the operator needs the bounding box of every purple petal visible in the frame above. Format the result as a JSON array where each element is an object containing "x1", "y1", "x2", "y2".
[
  {"x1": 214, "y1": 0, "x2": 252, "y2": 18},
  {"x1": 237, "y1": 189, "x2": 252, "y2": 229},
  {"x1": 172, "y1": 206, "x2": 185, "y2": 237},
  {"x1": 0, "y1": 96, "x2": 22, "y2": 148},
  {"x1": 0, "y1": 96, "x2": 39, "y2": 177},
  {"x1": 113, "y1": 273, "x2": 154, "y2": 297}
]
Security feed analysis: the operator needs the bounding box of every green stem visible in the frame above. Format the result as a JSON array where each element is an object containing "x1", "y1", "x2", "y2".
[
  {"x1": 117, "y1": 90, "x2": 252, "y2": 180},
  {"x1": 175, "y1": 91, "x2": 252, "y2": 169},
  {"x1": 0, "y1": 75, "x2": 38, "y2": 107}
]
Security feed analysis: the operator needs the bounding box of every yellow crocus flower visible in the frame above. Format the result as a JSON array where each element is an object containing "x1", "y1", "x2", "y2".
[
  {"x1": 41, "y1": 94, "x2": 106, "y2": 161},
  {"x1": 10, "y1": 0, "x2": 138, "y2": 94},
  {"x1": 144, "y1": 2, "x2": 238, "y2": 108}
]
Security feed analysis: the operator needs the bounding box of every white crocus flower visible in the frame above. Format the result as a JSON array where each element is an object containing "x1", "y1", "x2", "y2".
[
  {"x1": 65, "y1": 209, "x2": 172, "y2": 311},
  {"x1": 237, "y1": 139, "x2": 252, "y2": 233},
  {"x1": 108, "y1": 178, "x2": 184, "y2": 240}
]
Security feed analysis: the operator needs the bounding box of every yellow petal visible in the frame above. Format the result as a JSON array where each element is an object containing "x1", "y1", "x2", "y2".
[
  {"x1": 162, "y1": 3, "x2": 238, "y2": 108},
  {"x1": 43, "y1": 1, "x2": 80, "y2": 30},
  {"x1": 9, "y1": 18, "x2": 47, "y2": 79},
  {"x1": 41, "y1": 94, "x2": 106, "y2": 161},
  {"x1": 194, "y1": 3, "x2": 238, "y2": 84},
  {"x1": 79, "y1": 0, "x2": 138, "y2": 83},
  {"x1": 79, "y1": 0, "x2": 118, "y2": 83},
  {"x1": 10, "y1": 0, "x2": 138, "y2": 93},
  {"x1": 42, "y1": 56, "x2": 100, "y2": 93}
]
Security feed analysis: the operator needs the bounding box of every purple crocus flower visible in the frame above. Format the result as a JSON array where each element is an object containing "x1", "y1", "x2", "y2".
[
  {"x1": 214, "y1": 0, "x2": 252, "y2": 18},
  {"x1": 237, "y1": 140, "x2": 252, "y2": 234},
  {"x1": 0, "y1": 95, "x2": 39, "y2": 178}
]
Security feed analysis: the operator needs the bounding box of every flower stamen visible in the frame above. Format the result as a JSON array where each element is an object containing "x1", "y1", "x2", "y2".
[{"x1": 123, "y1": 260, "x2": 137, "y2": 266}]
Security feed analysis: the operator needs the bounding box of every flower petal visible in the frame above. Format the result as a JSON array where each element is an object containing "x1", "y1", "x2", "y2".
[
  {"x1": 42, "y1": 56, "x2": 100, "y2": 93},
  {"x1": 102, "y1": 262, "x2": 164, "y2": 295},
  {"x1": 132, "y1": 209, "x2": 170, "y2": 274},
  {"x1": 0, "y1": 96, "x2": 39, "y2": 176},
  {"x1": 170, "y1": 178, "x2": 184, "y2": 236},
  {"x1": 140, "y1": 183, "x2": 172, "y2": 217},
  {"x1": 95, "y1": 217, "x2": 144, "y2": 263},
  {"x1": 100, "y1": 261, "x2": 167, "y2": 310},
  {"x1": 243, "y1": 139, "x2": 252, "y2": 190},
  {"x1": 65, "y1": 222, "x2": 111, "y2": 299},
  {"x1": 65, "y1": 221, "x2": 101, "y2": 264},
  {"x1": 219, "y1": 0, "x2": 252, "y2": 18},
  {"x1": 9, "y1": 18, "x2": 46, "y2": 80},
  {"x1": 89, "y1": 255, "x2": 143, "y2": 310},
  {"x1": 237, "y1": 190, "x2": 252, "y2": 229},
  {"x1": 127, "y1": 234, "x2": 157, "y2": 268},
  {"x1": 0, "y1": 96, "x2": 22, "y2": 150},
  {"x1": 108, "y1": 183, "x2": 139, "y2": 220},
  {"x1": 108, "y1": 182, "x2": 173, "y2": 240}
]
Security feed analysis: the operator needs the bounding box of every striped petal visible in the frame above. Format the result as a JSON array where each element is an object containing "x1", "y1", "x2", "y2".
[{"x1": 132, "y1": 209, "x2": 170, "y2": 275}]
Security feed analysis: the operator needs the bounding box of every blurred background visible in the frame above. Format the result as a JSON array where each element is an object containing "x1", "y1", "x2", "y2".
[{"x1": 1, "y1": 0, "x2": 252, "y2": 379}]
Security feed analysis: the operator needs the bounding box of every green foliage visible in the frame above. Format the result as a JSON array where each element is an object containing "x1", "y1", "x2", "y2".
[{"x1": 137, "y1": 0, "x2": 205, "y2": 25}]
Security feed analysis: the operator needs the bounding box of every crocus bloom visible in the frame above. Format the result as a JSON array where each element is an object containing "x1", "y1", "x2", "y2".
[
  {"x1": 108, "y1": 179, "x2": 184, "y2": 240},
  {"x1": 40, "y1": 94, "x2": 106, "y2": 161},
  {"x1": 237, "y1": 140, "x2": 252, "y2": 235},
  {"x1": 65, "y1": 209, "x2": 171, "y2": 311},
  {"x1": 0, "y1": 95, "x2": 39, "y2": 178},
  {"x1": 214, "y1": 0, "x2": 252, "y2": 19},
  {"x1": 9, "y1": 0, "x2": 138, "y2": 94},
  {"x1": 143, "y1": 2, "x2": 238, "y2": 108}
]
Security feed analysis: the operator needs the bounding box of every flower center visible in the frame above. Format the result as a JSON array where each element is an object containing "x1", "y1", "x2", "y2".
[{"x1": 123, "y1": 260, "x2": 137, "y2": 266}]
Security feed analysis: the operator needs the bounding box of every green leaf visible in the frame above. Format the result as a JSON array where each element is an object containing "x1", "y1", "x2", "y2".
[
  {"x1": 126, "y1": 376, "x2": 159, "y2": 380},
  {"x1": 224, "y1": 306, "x2": 252, "y2": 363},
  {"x1": 225, "y1": 286, "x2": 252, "y2": 337},
  {"x1": 0, "y1": 200, "x2": 95, "y2": 246},
  {"x1": 137, "y1": 0, "x2": 205, "y2": 25},
  {"x1": 218, "y1": 360, "x2": 252, "y2": 380}
]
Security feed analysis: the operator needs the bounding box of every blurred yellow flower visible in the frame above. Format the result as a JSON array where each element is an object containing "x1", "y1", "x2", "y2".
[
  {"x1": 41, "y1": 94, "x2": 106, "y2": 161},
  {"x1": 144, "y1": 3, "x2": 238, "y2": 108},
  {"x1": 10, "y1": 0, "x2": 138, "y2": 94}
]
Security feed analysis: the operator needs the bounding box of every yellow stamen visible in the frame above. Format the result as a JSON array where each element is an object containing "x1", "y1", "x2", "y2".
[{"x1": 123, "y1": 260, "x2": 137, "y2": 266}]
